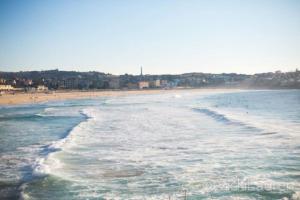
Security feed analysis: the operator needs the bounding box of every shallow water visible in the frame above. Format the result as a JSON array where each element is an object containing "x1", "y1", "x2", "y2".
[{"x1": 0, "y1": 90, "x2": 300, "y2": 199}]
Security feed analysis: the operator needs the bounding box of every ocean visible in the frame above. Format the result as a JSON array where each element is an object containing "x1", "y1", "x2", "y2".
[{"x1": 0, "y1": 90, "x2": 299, "y2": 199}]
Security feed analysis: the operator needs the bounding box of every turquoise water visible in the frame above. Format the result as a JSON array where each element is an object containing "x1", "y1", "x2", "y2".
[{"x1": 0, "y1": 90, "x2": 299, "y2": 199}]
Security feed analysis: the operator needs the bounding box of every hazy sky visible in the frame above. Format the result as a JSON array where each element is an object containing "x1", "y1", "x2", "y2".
[{"x1": 0, "y1": 0, "x2": 299, "y2": 75}]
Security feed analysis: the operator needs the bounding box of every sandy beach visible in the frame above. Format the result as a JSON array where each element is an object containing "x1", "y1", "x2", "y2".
[
  {"x1": 0, "y1": 89, "x2": 240, "y2": 105},
  {"x1": 0, "y1": 90, "x2": 162, "y2": 105}
]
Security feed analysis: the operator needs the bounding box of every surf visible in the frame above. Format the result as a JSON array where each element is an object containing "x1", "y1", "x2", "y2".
[{"x1": 32, "y1": 109, "x2": 93, "y2": 177}]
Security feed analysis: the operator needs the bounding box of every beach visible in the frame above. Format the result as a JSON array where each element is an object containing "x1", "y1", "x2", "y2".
[
  {"x1": 0, "y1": 90, "x2": 166, "y2": 105},
  {"x1": 0, "y1": 88, "x2": 240, "y2": 105}
]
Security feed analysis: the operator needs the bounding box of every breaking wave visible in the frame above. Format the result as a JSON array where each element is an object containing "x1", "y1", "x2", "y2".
[
  {"x1": 193, "y1": 107, "x2": 260, "y2": 131},
  {"x1": 31, "y1": 109, "x2": 92, "y2": 177},
  {"x1": 193, "y1": 106, "x2": 300, "y2": 138}
]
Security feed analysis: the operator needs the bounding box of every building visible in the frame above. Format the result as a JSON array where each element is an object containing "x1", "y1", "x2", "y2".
[
  {"x1": 78, "y1": 79, "x2": 92, "y2": 89},
  {"x1": 24, "y1": 79, "x2": 33, "y2": 86},
  {"x1": 137, "y1": 66, "x2": 149, "y2": 89},
  {"x1": 150, "y1": 80, "x2": 160, "y2": 88},
  {"x1": 160, "y1": 80, "x2": 168, "y2": 87},
  {"x1": 127, "y1": 82, "x2": 138, "y2": 89},
  {"x1": 0, "y1": 84, "x2": 14, "y2": 91},
  {"x1": 138, "y1": 81, "x2": 149, "y2": 89},
  {"x1": 108, "y1": 78, "x2": 120, "y2": 89},
  {"x1": 0, "y1": 79, "x2": 6, "y2": 84},
  {"x1": 25, "y1": 87, "x2": 36, "y2": 92},
  {"x1": 66, "y1": 78, "x2": 79, "y2": 89},
  {"x1": 59, "y1": 78, "x2": 79, "y2": 89},
  {"x1": 37, "y1": 85, "x2": 48, "y2": 91}
]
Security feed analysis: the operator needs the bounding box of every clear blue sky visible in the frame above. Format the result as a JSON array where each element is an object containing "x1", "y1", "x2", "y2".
[{"x1": 0, "y1": 0, "x2": 299, "y2": 75}]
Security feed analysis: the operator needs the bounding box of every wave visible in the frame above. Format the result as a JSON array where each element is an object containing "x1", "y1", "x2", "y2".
[
  {"x1": 31, "y1": 108, "x2": 93, "y2": 177},
  {"x1": 32, "y1": 157, "x2": 59, "y2": 177},
  {"x1": 35, "y1": 107, "x2": 58, "y2": 117},
  {"x1": 193, "y1": 108, "x2": 232, "y2": 123},
  {"x1": 35, "y1": 107, "x2": 84, "y2": 117},
  {"x1": 193, "y1": 106, "x2": 300, "y2": 139},
  {"x1": 193, "y1": 108, "x2": 261, "y2": 132}
]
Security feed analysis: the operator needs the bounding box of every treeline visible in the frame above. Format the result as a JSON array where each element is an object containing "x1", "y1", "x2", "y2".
[{"x1": 0, "y1": 69, "x2": 299, "y2": 90}]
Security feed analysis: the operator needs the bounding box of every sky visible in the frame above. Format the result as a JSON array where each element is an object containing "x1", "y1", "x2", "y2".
[{"x1": 0, "y1": 0, "x2": 299, "y2": 75}]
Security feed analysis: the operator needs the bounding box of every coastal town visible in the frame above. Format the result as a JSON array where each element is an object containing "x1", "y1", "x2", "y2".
[{"x1": 0, "y1": 68, "x2": 300, "y2": 93}]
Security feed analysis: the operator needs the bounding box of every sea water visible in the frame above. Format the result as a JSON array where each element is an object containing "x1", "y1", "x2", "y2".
[{"x1": 0, "y1": 90, "x2": 299, "y2": 199}]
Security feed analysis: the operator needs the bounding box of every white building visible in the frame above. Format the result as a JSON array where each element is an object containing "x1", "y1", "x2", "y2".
[
  {"x1": 37, "y1": 85, "x2": 48, "y2": 91},
  {"x1": 138, "y1": 81, "x2": 149, "y2": 89},
  {"x1": 0, "y1": 85, "x2": 14, "y2": 91}
]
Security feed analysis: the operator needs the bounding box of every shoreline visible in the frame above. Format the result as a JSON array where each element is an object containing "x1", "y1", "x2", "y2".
[{"x1": 0, "y1": 88, "x2": 244, "y2": 105}]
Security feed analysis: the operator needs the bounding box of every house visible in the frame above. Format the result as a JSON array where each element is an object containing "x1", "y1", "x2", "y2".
[
  {"x1": 109, "y1": 78, "x2": 120, "y2": 89},
  {"x1": 0, "y1": 84, "x2": 14, "y2": 91},
  {"x1": 0, "y1": 79, "x2": 6, "y2": 84},
  {"x1": 24, "y1": 79, "x2": 33, "y2": 86},
  {"x1": 150, "y1": 80, "x2": 160, "y2": 88},
  {"x1": 59, "y1": 78, "x2": 79, "y2": 89},
  {"x1": 127, "y1": 82, "x2": 138, "y2": 89},
  {"x1": 160, "y1": 80, "x2": 168, "y2": 87},
  {"x1": 25, "y1": 87, "x2": 36, "y2": 92},
  {"x1": 37, "y1": 85, "x2": 48, "y2": 91},
  {"x1": 138, "y1": 81, "x2": 149, "y2": 89}
]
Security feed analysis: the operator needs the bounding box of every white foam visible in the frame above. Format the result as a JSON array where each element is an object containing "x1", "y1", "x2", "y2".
[
  {"x1": 36, "y1": 107, "x2": 58, "y2": 117},
  {"x1": 292, "y1": 191, "x2": 300, "y2": 200},
  {"x1": 19, "y1": 183, "x2": 30, "y2": 200},
  {"x1": 24, "y1": 92, "x2": 300, "y2": 198},
  {"x1": 32, "y1": 108, "x2": 95, "y2": 176},
  {"x1": 44, "y1": 107, "x2": 57, "y2": 112},
  {"x1": 32, "y1": 155, "x2": 62, "y2": 176},
  {"x1": 48, "y1": 108, "x2": 95, "y2": 150},
  {"x1": 173, "y1": 94, "x2": 182, "y2": 98}
]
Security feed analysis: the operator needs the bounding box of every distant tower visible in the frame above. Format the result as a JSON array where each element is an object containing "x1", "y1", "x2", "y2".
[{"x1": 139, "y1": 66, "x2": 143, "y2": 81}]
